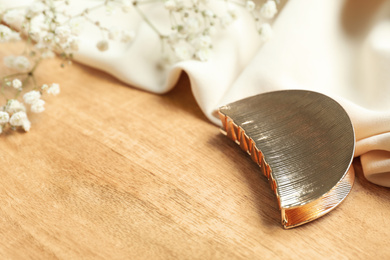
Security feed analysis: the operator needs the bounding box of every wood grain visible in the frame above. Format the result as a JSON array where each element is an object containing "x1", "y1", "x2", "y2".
[{"x1": 0, "y1": 46, "x2": 389, "y2": 260}]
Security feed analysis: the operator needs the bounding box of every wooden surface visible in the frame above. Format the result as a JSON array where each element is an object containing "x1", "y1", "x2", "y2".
[{"x1": 0, "y1": 51, "x2": 390, "y2": 260}]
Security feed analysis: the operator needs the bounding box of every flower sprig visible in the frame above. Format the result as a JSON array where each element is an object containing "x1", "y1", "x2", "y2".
[{"x1": 0, "y1": 0, "x2": 278, "y2": 134}]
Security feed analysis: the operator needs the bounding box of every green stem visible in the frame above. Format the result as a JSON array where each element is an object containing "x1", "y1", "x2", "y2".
[
  {"x1": 63, "y1": 3, "x2": 105, "y2": 24},
  {"x1": 15, "y1": 76, "x2": 31, "y2": 99},
  {"x1": 30, "y1": 59, "x2": 42, "y2": 74},
  {"x1": 133, "y1": 4, "x2": 164, "y2": 37},
  {"x1": 31, "y1": 75, "x2": 38, "y2": 90},
  {"x1": 2, "y1": 72, "x2": 27, "y2": 81}
]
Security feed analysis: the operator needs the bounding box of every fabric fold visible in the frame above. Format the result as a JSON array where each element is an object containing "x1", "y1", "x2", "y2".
[
  {"x1": 1, "y1": 0, "x2": 390, "y2": 187},
  {"x1": 215, "y1": 0, "x2": 390, "y2": 187}
]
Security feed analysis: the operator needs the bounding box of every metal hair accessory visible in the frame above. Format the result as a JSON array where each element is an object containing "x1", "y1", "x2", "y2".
[{"x1": 218, "y1": 90, "x2": 355, "y2": 229}]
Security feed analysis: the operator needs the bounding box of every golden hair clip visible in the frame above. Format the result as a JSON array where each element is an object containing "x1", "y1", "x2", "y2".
[{"x1": 218, "y1": 90, "x2": 355, "y2": 229}]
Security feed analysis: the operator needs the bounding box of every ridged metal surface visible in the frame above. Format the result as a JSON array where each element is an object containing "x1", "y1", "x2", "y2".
[{"x1": 219, "y1": 90, "x2": 355, "y2": 228}]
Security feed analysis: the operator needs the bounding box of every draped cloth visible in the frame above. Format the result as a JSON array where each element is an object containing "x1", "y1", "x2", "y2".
[{"x1": 3, "y1": 0, "x2": 390, "y2": 187}]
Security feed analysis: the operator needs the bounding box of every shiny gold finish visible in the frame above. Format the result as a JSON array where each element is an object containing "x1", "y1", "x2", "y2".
[
  {"x1": 218, "y1": 90, "x2": 355, "y2": 229},
  {"x1": 282, "y1": 166, "x2": 354, "y2": 228}
]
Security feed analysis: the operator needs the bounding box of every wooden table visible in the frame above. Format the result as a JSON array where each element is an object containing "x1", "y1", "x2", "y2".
[{"x1": 0, "y1": 48, "x2": 389, "y2": 259}]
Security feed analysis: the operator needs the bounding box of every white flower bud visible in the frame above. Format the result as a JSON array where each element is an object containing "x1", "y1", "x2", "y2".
[
  {"x1": 28, "y1": 26, "x2": 42, "y2": 42},
  {"x1": 196, "y1": 48, "x2": 211, "y2": 62},
  {"x1": 246, "y1": 1, "x2": 256, "y2": 11},
  {"x1": 184, "y1": 17, "x2": 200, "y2": 34},
  {"x1": 6, "y1": 99, "x2": 26, "y2": 114},
  {"x1": 96, "y1": 39, "x2": 109, "y2": 52},
  {"x1": 31, "y1": 99, "x2": 45, "y2": 113},
  {"x1": 47, "y1": 83, "x2": 60, "y2": 95},
  {"x1": 203, "y1": 10, "x2": 214, "y2": 18},
  {"x1": 8, "y1": 31, "x2": 21, "y2": 41},
  {"x1": 14, "y1": 56, "x2": 30, "y2": 70},
  {"x1": 23, "y1": 90, "x2": 41, "y2": 105},
  {"x1": 27, "y1": 2, "x2": 46, "y2": 17},
  {"x1": 198, "y1": 35, "x2": 211, "y2": 48},
  {"x1": 0, "y1": 24, "x2": 12, "y2": 42},
  {"x1": 175, "y1": 45, "x2": 192, "y2": 60},
  {"x1": 3, "y1": 9, "x2": 25, "y2": 29},
  {"x1": 220, "y1": 14, "x2": 233, "y2": 28},
  {"x1": 108, "y1": 27, "x2": 120, "y2": 40},
  {"x1": 4, "y1": 55, "x2": 30, "y2": 71},
  {"x1": 121, "y1": 0, "x2": 132, "y2": 13},
  {"x1": 258, "y1": 23, "x2": 273, "y2": 42},
  {"x1": 9, "y1": 111, "x2": 27, "y2": 127},
  {"x1": 164, "y1": 0, "x2": 177, "y2": 11},
  {"x1": 12, "y1": 79, "x2": 22, "y2": 89},
  {"x1": 55, "y1": 25, "x2": 72, "y2": 44},
  {"x1": 69, "y1": 17, "x2": 84, "y2": 34},
  {"x1": 260, "y1": 1, "x2": 277, "y2": 19},
  {"x1": 41, "y1": 50, "x2": 56, "y2": 59},
  {"x1": 0, "y1": 111, "x2": 10, "y2": 124},
  {"x1": 121, "y1": 30, "x2": 135, "y2": 43},
  {"x1": 68, "y1": 36, "x2": 79, "y2": 51}
]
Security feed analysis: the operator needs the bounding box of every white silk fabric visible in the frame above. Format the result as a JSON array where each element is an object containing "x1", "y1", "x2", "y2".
[{"x1": 3, "y1": 0, "x2": 390, "y2": 187}]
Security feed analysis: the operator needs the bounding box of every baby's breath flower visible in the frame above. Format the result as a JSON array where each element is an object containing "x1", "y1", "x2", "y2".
[
  {"x1": 12, "y1": 79, "x2": 22, "y2": 90},
  {"x1": 164, "y1": 0, "x2": 177, "y2": 11},
  {"x1": 220, "y1": 14, "x2": 234, "y2": 28},
  {"x1": 31, "y1": 99, "x2": 45, "y2": 113},
  {"x1": 69, "y1": 17, "x2": 84, "y2": 34},
  {"x1": 96, "y1": 39, "x2": 109, "y2": 51},
  {"x1": 228, "y1": 8, "x2": 238, "y2": 20},
  {"x1": 196, "y1": 48, "x2": 211, "y2": 62},
  {"x1": 121, "y1": 0, "x2": 132, "y2": 13},
  {"x1": 9, "y1": 111, "x2": 27, "y2": 127},
  {"x1": 55, "y1": 25, "x2": 72, "y2": 44},
  {"x1": 13, "y1": 56, "x2": 31, "y2": 71},
  {"x1": 208, "y1": 26, "x2": 217, "y2": 35},
  {"x1": 67, "y1": 36, "x2": 79, "y2": 51},
  {"x1": 7, "y1": 31, "x2": 21, "y2": 42},
  {"x1": 0, "y1": 0, "x2": 277, "y2": 135},
  {"x1": 3, "y1": 9, "x2": 25, "y2": 29},
  {"x1": 121, "y1": 30, "x2": 135, "y2": 43},
  {"x1": 4, "y1": 56, "x2": 31, "y2": 71},
  {"x1": 41, "y1": 50, "x2": 56, "y2": 59},
  {"x1": 105, "y1": 1, "x2": 116, "y2": 15},
  {"x1": 27, "y1": 2, "x2": 46, "y2": 18},
  {"x1": 246, "y1": 1, "x2": 256, "y2": 12},
  {"x1": 258, "y1": 23, "x2": 273, "y2": 42},
  {"x1": 184, "y1": 17, "x2": 200, "y2": 34},
  {"x1": 0, "y1": 111, "x2": 10, "y2": 124},
  {"x1": 175, "y1": 45, "x2": 193, "y2": 60},
  {"x1": 108, "y1": 27, "x2": 120, "y2": 41},
  {"x1": 203, "y1": 9, "x2": 214, "y2": 18},
  {"x1": 47, "y1": 83, "x2": 60, "y2": 95},
  {"x1": 260, "y1": 0, "x2": 277, "y2": 19},
  {"x1": 29, "y1": 28, "x2": 43, "y2": 42},
  {"x1": 6, "y1": 100, "x2": 26, "y2": 114},
  {"x1": 0, "y1": 25, "x2": 12, "y2": 42},
  {"x1": 23, "y1": 90, "x2": 41, "y2": 105},
  {"x1": 41, "y1": 33, "x2": 55, "y2": 45},
  {"x1": 198, "y1": 35, "x2": 211, "y2": 48}
]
